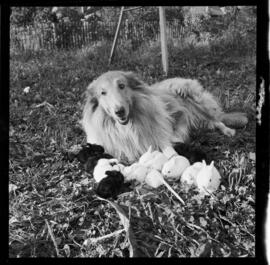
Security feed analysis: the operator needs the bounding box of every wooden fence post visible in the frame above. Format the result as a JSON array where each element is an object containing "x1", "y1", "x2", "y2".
[
  {"x1": 108, "y1": 6, "x2": 125, "y2": 65},
  {"x1": 159, "y1": 6, "x2": 169, "y2": 76}
]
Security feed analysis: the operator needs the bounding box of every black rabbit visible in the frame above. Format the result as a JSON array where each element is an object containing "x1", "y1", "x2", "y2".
[
  {"x1": 77, "y1": 143, "x2": 105, "y2": 163},
  {"x1": 95, "y1": 170, "x2": 125, "y2": 200}
]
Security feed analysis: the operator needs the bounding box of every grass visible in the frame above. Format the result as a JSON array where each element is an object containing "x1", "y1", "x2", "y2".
[{"x1": 9, "y1": 30, "x2": 256, "y2": 257}]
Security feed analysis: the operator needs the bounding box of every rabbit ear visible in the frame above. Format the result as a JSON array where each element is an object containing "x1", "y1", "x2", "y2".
[
  {"x1": 202, "y1": 160, "x2": 206, "y2": 166},
  {"x1": 148, "y1": 145, "x2": 152, "y2": 153},
  {"x1": 210, "y1": 161, "x2": 214, "y2": 168}
]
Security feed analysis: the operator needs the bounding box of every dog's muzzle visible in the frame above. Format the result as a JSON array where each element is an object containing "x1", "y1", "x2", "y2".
[
  {"x1": 115, "y1": 107, "x2": 129, "y2": 125},
  {"x1": 118, "y1": 117, "x2": 129, "y2": 125}
]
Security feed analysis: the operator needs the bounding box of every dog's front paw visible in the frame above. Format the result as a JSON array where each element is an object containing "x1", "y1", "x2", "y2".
[
  {"x1": 169, "y1": 82, "x2": 188, "y2": 98},
  {"x1": 178, "y1": 87, "x2": 188, "y2": 98},
  {"x1": 224, "y1": 127, "x2": 236, "y2": 137},
  {"x1": 169, "y1": 79, "x2": 202, "y2": 100}
]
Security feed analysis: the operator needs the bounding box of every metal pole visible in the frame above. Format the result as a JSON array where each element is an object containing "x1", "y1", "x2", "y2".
[
  {"x1": 123, "y1": 6, "x2": 142, "y2": 12},
  {"x1": 108, "y1": 6, "x2": 125, "y2": 65},
  {"x1": 159, "y1": 6, "x2": 168, "y2": 76}
]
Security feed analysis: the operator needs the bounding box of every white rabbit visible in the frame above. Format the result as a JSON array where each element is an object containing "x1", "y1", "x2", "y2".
[
  {"x1": 139, "y1": 146, "x2": 154, "y2": 164},
  {"x1": 195, "y1": 160, "x2": 221, "y2": 194},
  {"x1": 181, "y1": 161, "x2": 206, "y2": 185},
  {"x1": 93, "y1": 158, "x2": 119, "y2": 183},
  {"x1": 162, "y1": 155, "x2": 190, "y2": 180},
  {"x1": 144, "y1": 152, "x2": 168, "y2": 171},
  {"x1": 122, "y1": 163, "x2": 149, "y2": 182},
  {"x1": 162, "y1": 146, "x2": 178, "y2": 159}
]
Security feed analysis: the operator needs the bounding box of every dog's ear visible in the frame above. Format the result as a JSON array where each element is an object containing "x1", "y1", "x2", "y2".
[
  {"x1": 123, "y1": 72, "x2": 146, "y2": 90},
  {"x1": 86, "y1": 80, "x2": 96, "y2": 97},
  {"x1": 85, "y1": 80, "x2": 99, "y2": 112}
]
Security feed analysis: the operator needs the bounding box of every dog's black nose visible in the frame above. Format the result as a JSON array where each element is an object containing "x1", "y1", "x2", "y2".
[{"x1": 115, "y1": 107, "x2": 125, "y2": 117}]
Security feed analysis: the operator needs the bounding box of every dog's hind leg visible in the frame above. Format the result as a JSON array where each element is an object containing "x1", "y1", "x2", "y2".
[
  {"x1": 182, "y1": 96, "x2": 236, "y2": 137},
  {"x1": 213, "y1": 121, "x2": 236, "y2": 137}
]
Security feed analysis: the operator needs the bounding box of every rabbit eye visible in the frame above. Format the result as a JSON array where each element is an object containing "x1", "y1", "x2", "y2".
[{"x1": 101, "y1": 91, "x2": 107, "y2": 95}]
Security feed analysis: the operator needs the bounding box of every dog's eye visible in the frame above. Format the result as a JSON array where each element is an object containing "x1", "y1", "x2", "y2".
[
  {"x1": 118, "y1": 83, "x2": 125, "y2": 90},
  {"x1": 101, "y1": 91, "x2": 107, "y2": 95}
]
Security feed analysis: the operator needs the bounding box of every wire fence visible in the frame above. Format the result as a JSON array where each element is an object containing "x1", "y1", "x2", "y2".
[{"x1": 10, "y1": 19, "x2": 188, "y2": 51}]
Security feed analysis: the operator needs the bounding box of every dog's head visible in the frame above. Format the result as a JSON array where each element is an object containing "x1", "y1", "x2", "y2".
[{"x1": 86, "y1": 71, "x2": 145, "y2": 125}]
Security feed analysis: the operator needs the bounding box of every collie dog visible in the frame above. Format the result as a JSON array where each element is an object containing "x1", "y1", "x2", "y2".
[{"x1": 81, "y1": 71, "x2": 239, "y2": 163}]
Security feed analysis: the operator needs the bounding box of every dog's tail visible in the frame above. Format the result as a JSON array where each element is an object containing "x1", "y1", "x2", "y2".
[{"x1": 220, "y1": 112, "x2": 248, "y2": 128}]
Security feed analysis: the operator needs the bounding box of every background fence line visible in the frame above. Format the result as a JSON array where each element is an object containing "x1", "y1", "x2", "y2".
[{"x1": 10, "y1": 19, "x2": 188, "y2": 51}]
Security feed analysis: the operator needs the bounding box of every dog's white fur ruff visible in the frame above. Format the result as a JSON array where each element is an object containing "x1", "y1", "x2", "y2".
[{"x1": 81, "y1": 71, "x2": 235, "y2": 163}]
